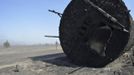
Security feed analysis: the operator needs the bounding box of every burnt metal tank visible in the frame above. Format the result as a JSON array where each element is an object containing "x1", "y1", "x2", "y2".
[{"x1": 59, "y1": 0, "x2": 132, "y2": 67}]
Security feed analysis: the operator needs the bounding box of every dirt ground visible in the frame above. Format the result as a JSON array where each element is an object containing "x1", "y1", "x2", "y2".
[{"x1": 0, "y1": 45, "x2": 134, "y2": 75}]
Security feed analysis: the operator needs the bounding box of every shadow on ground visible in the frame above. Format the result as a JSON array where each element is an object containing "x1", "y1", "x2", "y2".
[{"x1": 29, "y1": 53, "x2": 78, "y2": 67}]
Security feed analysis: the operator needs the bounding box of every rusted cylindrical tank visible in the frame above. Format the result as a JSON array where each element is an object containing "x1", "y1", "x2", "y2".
[{"x1": 59, "y1": 0, "x2": 133, "y2": 67}]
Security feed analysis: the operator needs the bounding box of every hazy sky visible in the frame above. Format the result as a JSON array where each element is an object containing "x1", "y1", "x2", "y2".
[{"x1": 0, "y1": 0, "x2": 134, "y2": 45}]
